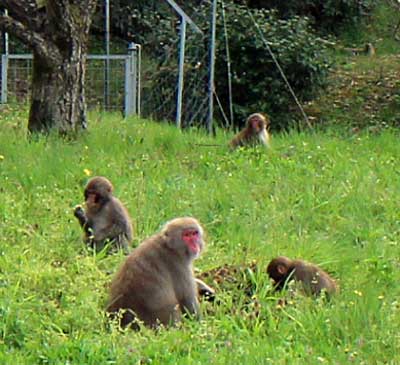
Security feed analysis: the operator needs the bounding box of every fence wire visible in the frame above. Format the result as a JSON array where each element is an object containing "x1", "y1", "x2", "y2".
[{"x1": 1, "y1": 56, "x2": 128, "y2": 113}]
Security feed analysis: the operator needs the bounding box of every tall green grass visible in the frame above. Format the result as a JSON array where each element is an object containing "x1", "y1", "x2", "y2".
[{"x1": 0, "y1": 110, "x2": 399, "y2": 364}]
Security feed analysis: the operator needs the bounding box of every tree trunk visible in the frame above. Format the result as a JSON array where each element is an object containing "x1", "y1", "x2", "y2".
[
  {"x1": 28, "y1": 46, "x2": 88, "y2": 134},
  {"x1": 0, "y1": 1, "x2": 97, "y2": 135}
]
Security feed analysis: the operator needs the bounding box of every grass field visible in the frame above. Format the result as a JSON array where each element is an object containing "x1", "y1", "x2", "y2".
[{"x1": 0, "y1": 108, "x2": 399, "y2": 364}]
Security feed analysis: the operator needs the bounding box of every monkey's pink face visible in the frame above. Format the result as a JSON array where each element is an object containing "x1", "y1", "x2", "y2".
[
  {"x1": 182, "y1": 229, "x2": 202, "y2": 255},
  {"x1": 250, "y1": 118, "x2": 264, "y2": 133}
]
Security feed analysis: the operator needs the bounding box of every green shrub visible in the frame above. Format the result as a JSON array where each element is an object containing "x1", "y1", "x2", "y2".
[
  {"x1": 213, "y1": 4, "x2": 332, "y2": 130},
  {"x1": 242, "y1": 0, "x2": 376, "y2": 34},
  {"x1": 124, "y1": 2, "x2": 332, "y2": 130}
]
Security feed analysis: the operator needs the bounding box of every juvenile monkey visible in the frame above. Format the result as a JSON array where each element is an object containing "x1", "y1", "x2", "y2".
[
  {"x1": 344, "y1": 43, "x2": 375, "y2": 56},
  {"x1": 106, "y1": 217, "x2": 206, "y2": 329},
  {"x1": 229, "y1": 113, "x2": 270, "y2": 149},
  {"x1": 73, "y1": 176, "x2": 133, "y2": 253},
  {"x1": 267, "y1": 256, "x2": 338, "y2": 297}
]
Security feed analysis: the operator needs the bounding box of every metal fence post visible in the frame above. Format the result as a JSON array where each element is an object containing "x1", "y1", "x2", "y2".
[
  {"x1": 136, "y1": 44, "x2": 141, "y2": 117},
  {"x1": 125, "y1": 42, "x2": 139, "y2": 117},
  {"x1": 176, "y1": 17, "x2": 187, "y2": 128},
  {"x1": 1, "y1": 54, "x2": 8, "y2": 104},
  {"x1": 124, "y1": 54, "x2": 131, "y2": 117}
]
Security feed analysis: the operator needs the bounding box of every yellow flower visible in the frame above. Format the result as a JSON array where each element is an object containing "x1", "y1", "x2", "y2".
[
  {"x1": 0, "y1": 155, "x2": 4, "y2": 160},
  {"x1": 354, "y1": 290, "x2": 362, "y2": 297},
  {"x1": 83, "y1": 168, "x2": 92, "y2": 176},
  {"x1": 378, "y1": 295, "x2": 384, "y2": 300}
]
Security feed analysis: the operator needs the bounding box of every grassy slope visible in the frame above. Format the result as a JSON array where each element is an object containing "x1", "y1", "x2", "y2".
[
  {"x1": 0, "y1": 107, "x2": 399, "y2": 364},
  {"x1": 304, "y1": 2, "x2": 400, "y2": 132}
]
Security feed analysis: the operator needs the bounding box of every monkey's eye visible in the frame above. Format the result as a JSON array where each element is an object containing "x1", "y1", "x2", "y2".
[{"x1": 183, "y1": 230, "x2": 199, "y2": 239}]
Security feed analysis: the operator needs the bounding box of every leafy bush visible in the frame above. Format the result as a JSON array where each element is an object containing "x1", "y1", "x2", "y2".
[
  {"x1": 242, "y1": 0, "x2": 376, "y2": 34},
  {"x1": 212, "y1": 3, "x2": 331, "y2": 129},
  {"x1": 116, "y1": 2, "x2": 332, "y2": 130}
]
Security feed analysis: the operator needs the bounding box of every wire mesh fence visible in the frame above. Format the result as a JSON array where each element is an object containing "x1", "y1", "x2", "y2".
[
  {"x1": 138, "y1": 1, "x2": 211, "y2": 128},
  {"x1": 0, "y1": 52, "x2": 139, "y2": 115}
]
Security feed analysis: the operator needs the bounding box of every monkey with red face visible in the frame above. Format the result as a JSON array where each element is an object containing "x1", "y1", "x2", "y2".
[
  {"x1": 73, "y1": 176, "x2": 133, "y2": 254},
  {"x1": 267, "y1": 256, "x2": 338, "y2": 297},
  {"x1": 106, "y1": 217, "x2": 207, "y2": 329},
  {"x1": 229, "y1": 113, "x2": 270, "y2": 149}
]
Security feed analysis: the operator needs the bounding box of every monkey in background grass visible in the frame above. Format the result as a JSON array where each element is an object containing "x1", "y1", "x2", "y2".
[{"x1": 229, "y1": 113, "x2": 271, "y2": 149}]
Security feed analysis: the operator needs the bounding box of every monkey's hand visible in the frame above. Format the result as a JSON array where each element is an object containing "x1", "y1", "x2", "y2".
[
  {"x1": 195, "y1": 278, "x2": 216, "y2": 302},
  {"x1": 73, "y1": 205, "x2": 86, "y2": 220},
  {"x1": 198, "y1": 286, "x2": 216, "y2": 302}
]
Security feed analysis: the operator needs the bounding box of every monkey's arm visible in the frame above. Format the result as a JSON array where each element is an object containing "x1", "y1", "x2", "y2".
[
  {"x1": 73, "y1": 205, "x2": 92, "y2": 235},
  {"x1": 180, "y1": 294, "x2": 201, "y2": 319}
]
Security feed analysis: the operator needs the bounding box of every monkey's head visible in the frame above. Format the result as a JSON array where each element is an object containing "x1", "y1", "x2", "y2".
[
  {"x1": 267, "y1": 256, "x2": 294, "y2": 286},
  {"x1": 246, "y1": 113, "x2": 269, "y2": 133},
  {"x1": 84, "y1": 176, "x2": 114, "y2": 207},
  {"x1": 162, "y1": 217, "x2": 204, "y2": 260}
]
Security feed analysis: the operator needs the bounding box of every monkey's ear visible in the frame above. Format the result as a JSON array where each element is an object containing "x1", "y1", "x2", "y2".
[{"x1": 277, "y1": 264, "x2": 287, "y2": 275}]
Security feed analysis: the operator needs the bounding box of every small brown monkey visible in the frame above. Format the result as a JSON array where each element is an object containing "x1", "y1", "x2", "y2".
[
  {"x1": 365, "y1": 43, "x2": 376, "y2": 56},
  {"x1": 106, "y1": 217, "x2": 206, "y2": 329},
  {"x1": 344, "y1": 43, "x2": 375, "y2": 56},
  {"x1": 267, "y1": 256, "x2": 338, "y2": 297},
  {"x1": 229, "y1": 113, "x2": 270, "y2": 149},
  {"x1": 73, "y1": 176, "x2": 133, "y2": 253}
]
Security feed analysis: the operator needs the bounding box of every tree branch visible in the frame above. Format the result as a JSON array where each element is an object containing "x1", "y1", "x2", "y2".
[
  {"x1": 46, "y1": 0, "x2": 98, "y2": 33},
  {"x1": 2, "y1": 0, "x2": 42, "y2": 31},
  {"x1": 0, "y1": 14, "x2": 61, "y2": 66}
]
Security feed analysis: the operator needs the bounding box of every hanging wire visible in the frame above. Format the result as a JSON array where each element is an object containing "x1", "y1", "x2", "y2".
[
  {"x1": 221, "y1": 0, "x2": 234, "y2": 127},
  {"x1": 214, "y1": 90, "x2": 231, "y2": 128},
  {"x1": 244, "y1": 4, "x2": 313, "y2": 129}
]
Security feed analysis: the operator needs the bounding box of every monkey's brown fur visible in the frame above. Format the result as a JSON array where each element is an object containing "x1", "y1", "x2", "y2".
[
  {"x1": 267, "y1": 256, "x2": 338, "y2": 297},
  {"x1": 229, "y1": 113, "x2": 270, "y2": 149},
  {"x1": 344, "y1": 43, "x2": 375, "y2": 56},
  {"x1": 106, "y1": 217, "x2": 205, "y2": 329},
  {"x1": 73, "y1": 176, "x2": 133, "y2": 253}
]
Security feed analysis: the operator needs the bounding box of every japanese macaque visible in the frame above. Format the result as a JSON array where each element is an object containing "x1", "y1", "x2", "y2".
[
  {"x1": 73, "y1": 176, "x2": 133, "y2": 253},
  {"x1": 229, "y1": 113, "x2": 270, "y2": 149},
  {"x1": 106, "y1": 217, "x2": 206, "y2": 329},
  {"x1": 344, "y1": 43, "x2": 375, "y2": 56},
  {"x1": 267, "y1": 256, "x2": 338, "y2": 297}
]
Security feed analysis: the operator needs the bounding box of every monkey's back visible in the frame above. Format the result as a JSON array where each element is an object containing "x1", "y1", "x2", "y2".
[
  {"x1": 88, "y1": 196, "x2": 133, "y2": 251},
  {"x1": 293, "y1": 260, "x2": 337, "y2": 296},
  {"x1": 104, "y1": 197, "x2": 133, "y2": 239},
  {"x1": 107, "y1": 235, "x2": 191, "y2": 327}
]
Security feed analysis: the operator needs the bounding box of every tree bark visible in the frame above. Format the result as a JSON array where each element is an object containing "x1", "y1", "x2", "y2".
[
  {"x1": 0, "y1": 0, "x2": 98, "y2": 134},
  {"x1": 28, "y1": 42, "x2": 88, "y2": 133}
]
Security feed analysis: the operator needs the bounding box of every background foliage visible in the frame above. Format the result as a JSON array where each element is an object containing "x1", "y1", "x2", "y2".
[
  {"x1": 241, "y1": 0, "x2": 376, "y2": 33},
  {"x1": 92, "y1": 0, "x2": 377, "y2": 130}
]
